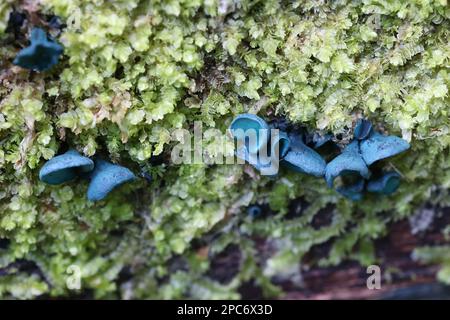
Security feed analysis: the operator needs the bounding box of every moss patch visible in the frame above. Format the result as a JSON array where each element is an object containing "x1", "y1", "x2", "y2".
[{"x1": 0, "y1": 0, "x2": 449, "y2": 298}]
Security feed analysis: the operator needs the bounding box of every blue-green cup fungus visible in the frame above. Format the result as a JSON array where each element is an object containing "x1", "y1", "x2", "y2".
[
  {"x1": 360, "y1": 131, "x2": 410, "y2": 166},
  {"x1": 235, "y1": 145, "x2": 261, "y2": 169},
  {"x1": 247, "y1": 205, "x2": 262, "y2": 218},
  {"x1": 230, "y1": 114, "x2": 270, "y2": 154},
  {"x1": 367, "y1": 171, "x2": 401, "y2": 195},
  {"x1": 39, "y1": 149, "x2": 94, "y2": 185},
  {"x1": 48, "y1": 16, "x2": 64, "y2": 30},
  {"x1": 282, "y1": 134, "x2": 326, "y2": 177},
  {"x1": 325, "y1": 140, "x2": 371, "y2": 188},
  {"x1": 270, "y1": 130, "x2": 290, "y2": 159},
  {"x1": 312, "y1": 133, "x2": 333, "y2": 149},
  {"x1": 336, "y1": 177, "x2": 365, "y2": 201},
  {"x1": 236, "y1": 145, "x2": 279, "y2": 176},
  {"x1": 87, "y1": 159, "x2": 136, "y2": 201},
  {"x1": 13, "y1": 27, "x2": 63, "y2": 71},
  {"x1": 353, "y1": 119, "x2": 373, "y2": 140}
]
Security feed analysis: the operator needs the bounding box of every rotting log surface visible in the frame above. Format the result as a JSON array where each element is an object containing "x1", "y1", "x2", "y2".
[{"x1": 282, "y1": 212, "x2": 450, "y2": 300}]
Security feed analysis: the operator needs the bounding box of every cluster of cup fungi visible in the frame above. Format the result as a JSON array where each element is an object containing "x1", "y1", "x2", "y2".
[
  {"x1": 10, "y1": 21, "x2": 136, "y2": 201},
  {"x1": 10, "y1": 18, "x2": 410, "y2": 203},
  {"x1": 230, "y1": 114, "x2": 410, "y2": 203}
]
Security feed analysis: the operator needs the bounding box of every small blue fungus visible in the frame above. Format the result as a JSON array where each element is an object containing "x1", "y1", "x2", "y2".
[
  {"x1": 229, "y1": 114, "x2": 406, "y2": 200},
  {"x1": 325, "y1": 140, "x2": 371, "y2": 187},
  {"x1": 336, "y1": 177, "x2": 365, "y2": 201},
  {"x1": 360, "y1": 131, "x2": 410, "y2": 166},
  {"x1": 282, "y1": 134, "x2": 326, "y2": 177},
  {"x1": 236, "y1": 130, "x2": 289, "y2": 175},
  {"x1": 48, "y1": 16, "x2": 64, "y2": 30},
  {"x1": 271, "y1": 130, "x2": 290, "y2": 159},
  {"x1": 39, "y1": 149, "x2": 94, "y2": 185},
  {"x1": 236, "y1": 145, "x2": 278, "y2": 176},
  {"x1": 312, "y1": 133, "x2": 333, "y2": 149},
  {"x1": 13, "y1": 27, "x2": 63, "y2": 71},
  {"x1": 288, "y1": 132, "x2": 306, "y2": 147},
  {"x1": 247, "y1": 205, "x2": 262, "y2": 218},
  {"x1": 87, "y1": 159, "x2": 136, "y2": 201},
  {"x1": 230, "y1": 114, "x2": 270, "y2": 154},
  {"x1": 353, "y1": 119, "x2": 373, "y2": 140},
  {"x1": 140, "y1": 170, "x2": 152, "y2": 183},
  {"x1": 367, "y1": 171, "x2": 401, "y2": 195},
  {"x1": 235, "y1": 145, "x2": 257, "y2": 167}
]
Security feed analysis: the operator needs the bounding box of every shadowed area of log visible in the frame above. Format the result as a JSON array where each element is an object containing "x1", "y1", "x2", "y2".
[
  {"x1": 238, "y1": 280, "x2": 264, "y2": 300},
  {"x1": 281, "y1": 209, "x2": 450, "y2": 299},
  {"x1": 311, "y1": 204, "x2": 334, "y2": 230},
  {"x1": 0, "y1": 259, "x2": 45, "y2": 278},
  {"x1": 0, "y1": 238, "x2": 10, "y2": 250},
  {"x1": 285, "y1": 198, "x2": 309, "y2": 220},
  {"x1": 206, "y1": 244, "x2": 242, "y2": 285}
]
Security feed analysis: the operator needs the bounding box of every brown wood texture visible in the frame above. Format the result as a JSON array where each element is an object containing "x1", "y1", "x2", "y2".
[{"x1": 282, "y1": 213, "x2": 450, "y2": 299}]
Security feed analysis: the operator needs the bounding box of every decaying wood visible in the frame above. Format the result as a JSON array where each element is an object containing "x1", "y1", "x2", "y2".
[{"x1": 282, "y1": 213, "x2": 450, "y2": 300}]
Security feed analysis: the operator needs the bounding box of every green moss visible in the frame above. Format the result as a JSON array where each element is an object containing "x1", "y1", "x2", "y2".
[{"x1": 0, "y1": 0, "x2": 449, "y2": 298}]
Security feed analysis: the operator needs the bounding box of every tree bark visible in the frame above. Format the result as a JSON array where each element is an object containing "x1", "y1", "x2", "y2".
[{"x1": 283, "y1": 215, "x2": 450, "y2": 299}]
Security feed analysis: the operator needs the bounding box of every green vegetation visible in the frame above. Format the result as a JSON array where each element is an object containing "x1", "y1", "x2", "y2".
[{"x1": 0, "y1": 0, "x2": 449, "y2": 298}]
